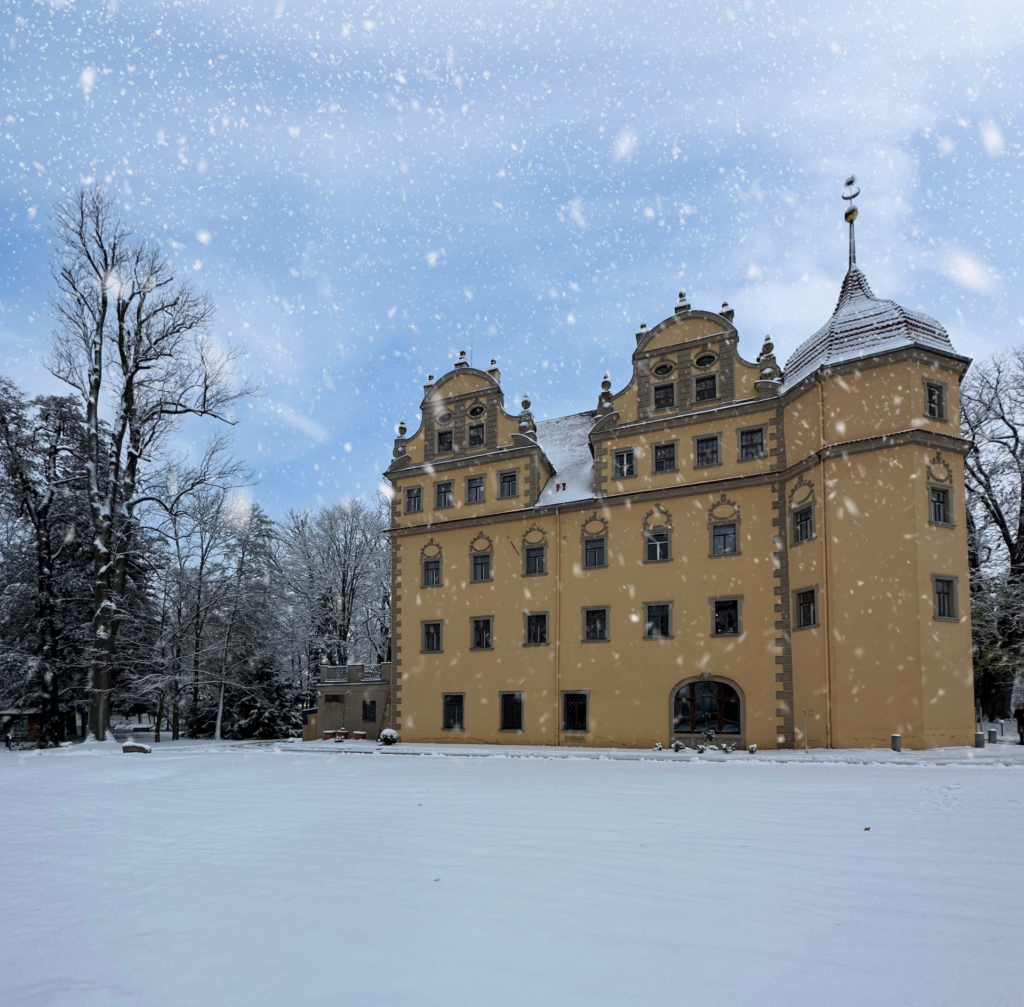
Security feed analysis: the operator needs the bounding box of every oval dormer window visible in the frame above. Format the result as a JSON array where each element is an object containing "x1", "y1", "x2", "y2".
[
  {"x1": 653, "y1": 363, "x2": 674, "y2": 377},
  {"x1": 468, "y1": 405, "x2": 486, "y2": 418},
  {"x1": 695, "y1": 354, "x2": 716, "y2": 369},
  {"x1": 437, "y1": 411, "x2": 454, "y2": 426}
]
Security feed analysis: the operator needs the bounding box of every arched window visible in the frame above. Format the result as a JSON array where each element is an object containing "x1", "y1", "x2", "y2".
[{"x1": 674, "y1": 680, "x2": 741, "y2": 734}]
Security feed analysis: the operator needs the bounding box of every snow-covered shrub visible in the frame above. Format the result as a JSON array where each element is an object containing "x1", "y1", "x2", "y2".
[
  {"x1": 652, "y1": 741, "x2": 663, "y2": 751},
  {"x1": 748, "y1": 744, "x2": 757, "y2": 754},
  {"x1": 671, "y1": 740, "x2": 684, "y2": 752},
  {"x1": 379, "y1": 728, "x2": 399, "y2": 746}
]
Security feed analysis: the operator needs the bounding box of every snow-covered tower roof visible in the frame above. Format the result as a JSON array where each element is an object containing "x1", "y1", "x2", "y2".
[{"x1": 783, "y1": 179, "x2": 962, "y2": 388}]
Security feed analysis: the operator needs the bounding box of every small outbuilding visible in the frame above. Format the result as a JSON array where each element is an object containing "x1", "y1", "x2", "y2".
[{"x1": 311, "y1": 664, "x2": 393, "y2": 741}]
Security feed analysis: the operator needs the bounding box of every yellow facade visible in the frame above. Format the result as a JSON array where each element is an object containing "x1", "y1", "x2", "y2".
[{"x1": 384, "y1": 270, "x2": 975, "y2": 750}]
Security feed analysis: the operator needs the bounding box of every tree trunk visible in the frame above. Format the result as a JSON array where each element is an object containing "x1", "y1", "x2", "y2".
[
  {"x1": 154, "y1": 692, "x2": 164, "y2": 743},
  {"x1": 214, "y1": 682, "x2": 225, "y2": 741}
]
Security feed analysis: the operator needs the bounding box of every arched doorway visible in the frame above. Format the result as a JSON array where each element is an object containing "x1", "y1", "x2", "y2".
[{"x1": 671, "y1": 677, "x2": 744, "y2": 747}]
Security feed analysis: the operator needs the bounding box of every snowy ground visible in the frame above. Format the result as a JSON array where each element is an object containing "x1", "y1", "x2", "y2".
[{"x1": 3, "y1": 740, "x2": 1022, "y2": 1007}]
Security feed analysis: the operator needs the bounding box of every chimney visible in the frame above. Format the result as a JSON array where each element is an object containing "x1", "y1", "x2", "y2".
[
  {"x1": 487, "y1": 358, "x2": 501, "y2": 384},
  {"x1": 423, "y1": 373, "x2": 435, "y2": 395},
  {"x1": 455, "y1": 350, "x2": 469, "y2": 368}
]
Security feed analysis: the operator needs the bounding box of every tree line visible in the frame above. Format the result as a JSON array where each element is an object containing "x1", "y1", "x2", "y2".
[{"x1": 0, "y1": 188, "x2": 389, "y2": 745}]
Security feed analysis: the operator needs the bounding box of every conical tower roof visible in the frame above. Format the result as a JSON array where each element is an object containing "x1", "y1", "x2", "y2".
[{"x1": 782, "y1": 266, "x2": 958, "y2": 387}]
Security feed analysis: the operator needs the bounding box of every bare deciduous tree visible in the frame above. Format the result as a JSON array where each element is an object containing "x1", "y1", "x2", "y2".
[
  {"x1": 47, "y1": 186, "x2": 255, "y2": 739},
  {"x1": 962, "y1": 346, "x2": 1024, "y2": 719}
]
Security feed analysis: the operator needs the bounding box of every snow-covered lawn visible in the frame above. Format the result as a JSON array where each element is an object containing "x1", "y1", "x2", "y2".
[{"x1": 3, "y1": 741, "x2": 1022, "y2": 1007}]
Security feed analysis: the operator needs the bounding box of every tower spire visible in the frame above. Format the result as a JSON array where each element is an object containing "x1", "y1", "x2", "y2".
[{"x1": 842, "y1": 175, "x2": 860, "y2": 272}]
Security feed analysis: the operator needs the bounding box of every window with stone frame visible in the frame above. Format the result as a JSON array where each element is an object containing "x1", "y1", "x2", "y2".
[
  {"x1": 674, "y1": 681, "x2": 741, "y2": 734},
  {"x1": 525, "y1": 613, "x2": 548, "y2": 646},
  {"x1": 930, "y1": 486, "x2": 952, "y2": 525},
  {"x1": 500, "y1": 470, "x2": 518, "y2": 498},
  {"x1": 422, "y1": 558, "x2": 441, "y2": 587},
  {"x1": 468, "y1": 422, "x2": 485, "y2": 447},
  {"x1": 695, "y1": 374, "x2": 718, "y2": 401},
  {"x1": 472, "y1": 617, "x2": 493, "y2": 649},
  {"x1": 584, "y1": 608, "x2": 608, "y2": 641},
  {"x1": 500, "y1": 692, "x2": 524, "y2": 731},
  {"x1": 793, "y1": 506, "x2": 814, "y2": 543},
  {"x1": 739, "y1": 428, "x2": 765, "y2": 460},
  {"x1": 645, "y1": 530, "x2": 670, "y2": 562},
  {"x1": 471, "y1": 553, "x2": 491, "y2": 582},
  {"x1": 644, "y1": 603, "x2": 671, "y2": 639},
  {"x1": 653, "y1": 383, "x2": 675, "y2": 409},
  {"x1": 442, "y1": 693, "x2": 464, "y2": 730},
  {"x1": 404, "y1": 486, "x2": 422, "y2": 513},
  {"x1": 713, "y1": 599, "x2": 740, "y2": 636},
  {"x1": 562, "y1": 692, "x2": 588, "y2": 732},
  {"x1": 525, "y1": 545, "x2": 546, "y2": 575},
  {"x1": 466, "y1": 476, "x2": 485, "y2": 504},
  {"x1": 654, "y1": 443, "x2": 676, "y2": 472},
  {"x1": 614, "y1": 449, "x2": 635, "y2": 478},
  {"x1": 795, "y1": 589, "x2": 817, "y2": 629},
  {"x1": 362, "y1": 700, "x2": 377, "y2": 722},
  {"x1": 933, "y1": 577, "x2": 957, "y2": 620},
  {"x1": 712, "y1": 523, "x2": 737, "y2": 556},
  {"x1": 435, "y1": 482, "x2": 453, "y2": 508},
  {"x1": 423, "y1": 621, "x2": 442, "y2": 653},
  {"x1": 695, "y1": 436, "x2": 720, "y2": 467},
  {"x1": 436, "y1": 429, "x2": 454, "y2": 453},
  {"x1": 925, "y1": 382, "x2": 946, "y2": 420},
  {"x1": 584, "y1": 537, "x2": 606, "y2": 568}
]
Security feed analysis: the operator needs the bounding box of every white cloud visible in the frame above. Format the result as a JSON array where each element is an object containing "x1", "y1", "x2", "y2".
[
  {"x1": 940, "y1": 251, "x2": 998, "y2": 295},
  {"x1": 613, "y1": 129, "x2": 637, "y2": 161},
  {"x1": 273, "y1": 402, "x2": 329, "y2": 442},
  {"x1": 980, "y1": 121, "x2": 1004, "y2": 156}
]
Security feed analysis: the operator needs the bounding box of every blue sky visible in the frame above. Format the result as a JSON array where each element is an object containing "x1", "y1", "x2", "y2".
[{"x1": 2, "y1": 0, "x2": 1021, "y2": 515}]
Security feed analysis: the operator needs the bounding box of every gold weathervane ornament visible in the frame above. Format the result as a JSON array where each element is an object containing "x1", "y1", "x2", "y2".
[{"x1": 842, "y1": 175, "x2": 861, "y2": 270}]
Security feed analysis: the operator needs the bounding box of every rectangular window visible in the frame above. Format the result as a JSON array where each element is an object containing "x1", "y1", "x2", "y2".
[
  {"x1": 525, "y1": 546, "x2": 546, "y2": 575},
  {"x1": 930, "y1": 487, "x2": 951, "y2": 525},
  {"x1": 696, "y1": 436, "x2": 720, "y2": 467},
  {"x1": 468, "y1": 423, "x2": 485, "y2": 447},
  {"x1": 584, "y1": 608, "x2": 608, "y2": 641},
  {"x1": 584, "y1": 537, "x2": 606, "y2": 568},
  {"x1": 472, "y1": 553, "x2": 491, "y2": 582},
  {"x1": 472, "y1": 617, "x2": 493, "y2": 650},
  {"x1": 646, "y1": 531, "x2": 669, "y2": 562},
  {"x1": 526, "y1": 613, "x2": 548, "y2": 646},
  {"x1": 796, "y1": 589, "x2": 817, "y2": 629},
  {"x1": 404, "y1": 486, "x2": 422, "y2": 514},
  {"x1": 562, "y1": 692, "x2": 588, "y2": 732},
  {"x1": 695, "y1": 374, "x2": 717, "y2": 402},
  {"x1": 653, "y1": 383, "x2": 675, "y2": 408},
  {"x1": 436, "y1": 429, "x2": 454, "y2": 453},
  {"x1": 793, "y1": 506, "x2": 814, "y2": 544},
  {"x1": 423, "y1": 621, "x2": 442, "y2": 653},
  {"x1": 500, "y1": 693, "x2": 524, "y2": 731},
  {"x1": 925, "y1": 382, "x2": 946, "y2": 420},
  {"x1": 713, "y1": 599, "x2": 740, "y2": 636},
  {"x1": 712, "y1": 523, "x2": 737, "y2": 556},
  {"x1": 654, "y1": 443, "x2": 676, "y2": 473},
  {"x1": 500, "y1": 471, "x2": 518, "y2": 498},
  {"x1": 324, "y1": 694, "x2": 343, "y2": 704},
  {"x1": 466, "y1": 476, "x2": 485, "y2": 504},
  {"x1": 442, "y1": 693, "x2": 464, "y2": 731},
  {"x1": 740, "y1": 428, "x2": 765, "y2": 460},
  {"x1": 645, "y1": 603, "x2": 671, "y2": 639},
  {"x1": 423, "y1": 559, "x2": 441, "y2": 587},
  {"x1": 933, "y1": 578, "x2": 957, "y2": 620},
  {"x1": 435, "y1": 482, "x2": 453, "y2": 508},
  {"x1": 614, "y1": 450, "x2": 635, "y2": 478},
  {"x1": 362, "y1": 700, "x2": 377, "y2": 723}
]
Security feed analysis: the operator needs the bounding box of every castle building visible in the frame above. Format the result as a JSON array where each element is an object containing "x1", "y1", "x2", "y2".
[{"x1": 383, "y1": 190, "x2": 975, "y2": 749}]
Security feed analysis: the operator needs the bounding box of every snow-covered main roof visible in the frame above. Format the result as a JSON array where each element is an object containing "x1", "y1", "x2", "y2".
[
  {"x1": 783, "y1": 266, "x2": 960, "y2": 388},
  {"x1": 534, "y1": 410, "x2": 598, "y2": 507}
]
